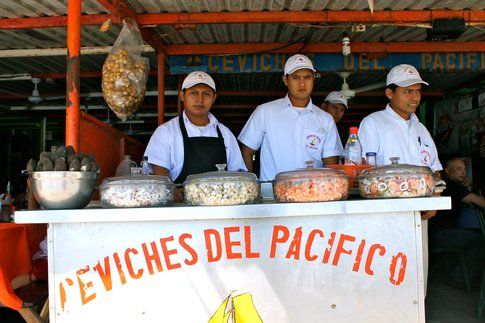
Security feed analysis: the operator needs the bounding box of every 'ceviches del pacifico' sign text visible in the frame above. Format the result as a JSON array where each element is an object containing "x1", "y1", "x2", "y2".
[
  {"x1": 170, "y1": 52, "x2": 485, "y2": 74},
  {"x1": 51, "y1": 212, "x2": 422, "y2": 322}
]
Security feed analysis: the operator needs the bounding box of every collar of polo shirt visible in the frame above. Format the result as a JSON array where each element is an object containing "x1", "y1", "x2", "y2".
[
  {"x1": 385, "y1": 104, "x2": 419, "y2": 124},
  {"x1": 182, "y1": 110, "x2": 218, "y2": 128},
  {"x1": 282, "y1": 94, "x2": 316, "y2": 112}
]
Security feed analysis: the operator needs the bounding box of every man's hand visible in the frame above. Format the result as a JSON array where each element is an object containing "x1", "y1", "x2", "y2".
[
  {"x1": 241, "y1": 144, "x2": 256, "y2": 173},
  {"x1": 421, "y1": 210, "x2": 437, "y2": 220},
  {"x1": 462, "y1": 177, "x2": 472, "y2": 190}
]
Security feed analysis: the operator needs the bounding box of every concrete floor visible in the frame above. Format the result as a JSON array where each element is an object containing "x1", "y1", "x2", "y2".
[{"x1": 426, "y1": 254, "x2": 484, "y2": 323}]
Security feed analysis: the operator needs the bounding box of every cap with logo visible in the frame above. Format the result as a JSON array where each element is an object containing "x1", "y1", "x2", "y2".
[
  {"x1": 386, "y1": 64, "x2": 429, "y2": 87},
  {"x1": 324, "y1": 91, "x2": 348, "y2": 109},
  {"x1": 284, "y1": 54, "x2": 316, "y2": 75},
  {"x1": 182, "y1": 71, "x2": 216, "y2": 91}
]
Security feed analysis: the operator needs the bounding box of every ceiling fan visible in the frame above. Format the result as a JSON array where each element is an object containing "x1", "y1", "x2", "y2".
[
  {"x1": 27, "y1": 77, "x2": 65, "y2": 104},
  {"x1": 338, "y1": 72, "x2": 386, "y2": 99}
]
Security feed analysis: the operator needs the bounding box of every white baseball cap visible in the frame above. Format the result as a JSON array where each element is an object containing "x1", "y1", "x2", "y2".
[
  {"x1": 182, "y1": 71, "x2": 216, "y2": 91},
  {"x1": 324, "y1": 91, "x2": 348, "y2": 109},
  {"x1": 386, "y1": 64, "x2": 429, "y2": 87},
  {"x1": 284, "y1": 54, "x2": 316, "y2": 75}
]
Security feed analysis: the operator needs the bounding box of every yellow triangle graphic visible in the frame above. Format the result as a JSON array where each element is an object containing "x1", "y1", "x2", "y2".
[
  {"x1": 209, "y1": 292, "x2": 262, "y2": 323},
  {"x1": 233, "y1": 293, "x2": 263, "y2": 323}
]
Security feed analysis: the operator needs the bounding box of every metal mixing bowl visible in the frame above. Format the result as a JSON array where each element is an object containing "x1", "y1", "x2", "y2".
[{"x1": 30, "y1": 171, "x2": 99, "y2": 209}]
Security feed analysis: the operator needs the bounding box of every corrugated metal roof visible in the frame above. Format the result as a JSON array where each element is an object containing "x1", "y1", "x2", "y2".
[
  {"x1": 0, "y1": 0, "x2": 484, "y2": 49},
  {"x1": 0, "y1": 21, "x2": 483, "y2": 52},
  {"x1": 0, "y1": 0, "x2": 483, "y2": 138}
]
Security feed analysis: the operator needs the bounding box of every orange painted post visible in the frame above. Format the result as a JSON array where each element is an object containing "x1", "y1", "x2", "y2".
[
  {"x1": 66, "y1": 0, "x2": 81, "y2": 151},
  {"x1": 157, "y1": 53, "x2": 165, "y2": 125}
]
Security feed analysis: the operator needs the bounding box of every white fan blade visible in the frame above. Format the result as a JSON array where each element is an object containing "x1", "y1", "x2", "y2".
[{"x1": 353, "y1": 81, "x2": 386, "y2": 94}]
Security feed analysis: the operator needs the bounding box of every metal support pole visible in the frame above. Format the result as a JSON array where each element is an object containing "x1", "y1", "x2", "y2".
[
  {"x1": 66, "y1": 0, "x2": 81, "y2": 151},
  {"x1": 157, "y1": 53, "x2": 165, "y2": 125},
  {"x1": 40, "y1": 117, "x2": 46, "y2": 152}
]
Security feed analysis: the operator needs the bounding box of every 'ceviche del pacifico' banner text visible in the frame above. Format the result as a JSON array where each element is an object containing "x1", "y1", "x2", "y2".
[{"x1": 51, "y1": 212, "x2": 422, "y2": 322}]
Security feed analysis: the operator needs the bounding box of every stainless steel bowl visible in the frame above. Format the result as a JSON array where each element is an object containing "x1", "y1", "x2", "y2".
[{"x1": 30, "y1": 171, "x2": 99, "y2": 209}]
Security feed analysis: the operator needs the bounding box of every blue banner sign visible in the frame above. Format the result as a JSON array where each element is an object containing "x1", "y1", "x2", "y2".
[{"x1": 170, "y1": 52, "x2": 485, "y2": 74}]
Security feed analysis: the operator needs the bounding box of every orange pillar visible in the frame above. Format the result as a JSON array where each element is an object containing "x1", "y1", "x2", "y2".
[
  {"x1": 157, "y1": 53, "x2": 165, "y2": 125},
  {"x1": 66, "y1": 0, "x2": 81, "y2": 150}
]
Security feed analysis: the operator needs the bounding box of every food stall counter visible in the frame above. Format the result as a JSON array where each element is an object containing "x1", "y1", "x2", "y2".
[{"x1": 16, "y1": 197, "x2": 450, "y2": 323}]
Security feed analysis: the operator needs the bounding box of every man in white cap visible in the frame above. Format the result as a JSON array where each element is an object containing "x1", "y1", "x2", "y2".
[
  {"x1": 358, "y1": 63, "x2": 441, "y2": 222},
  {"x1": 359, "y1": 64, "x2": 442, "y2": 294},
  {"x1": 321, "y1": 91, "x2": 348, "y2": 124},
  {"x1": 145, "y1": 71, "x2": 246, "y2": 188},
  {"x1": 238, "y1": 54, "x2": 343, "y2": 181},
  {"x1": 358, "y1": 64, "x2": 441, "y2": 175}
]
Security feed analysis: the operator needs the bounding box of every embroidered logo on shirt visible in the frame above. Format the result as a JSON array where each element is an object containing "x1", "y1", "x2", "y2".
[
  {"x1": 306, "y1": 134, "x2": 321, "y2": 151},
  {"x1": 421, "y1": 149, "x2": 431, "y2": 166}
]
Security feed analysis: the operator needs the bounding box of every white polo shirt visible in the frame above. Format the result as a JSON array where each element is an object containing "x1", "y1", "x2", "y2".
[
  {"x1": 144, "y1": 111, "x2": 247, "y2": 180},
  {"x1": 358, "y1": 104, "x2": 442, "y2": 171},
  {"x1": 238, "y1": 95, "x2": 343, "y2": 181}
]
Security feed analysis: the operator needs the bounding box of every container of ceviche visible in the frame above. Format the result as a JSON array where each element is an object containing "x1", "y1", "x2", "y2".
[
  {"x1": 183, "y1": 164, "x2": 260, "y2": 206},
  {"x1": 273, "y1": 161, "x2": 349, "y2": 203},
  {"x1": 358, "y1": 157, "x2": 435, "y2": 199}
]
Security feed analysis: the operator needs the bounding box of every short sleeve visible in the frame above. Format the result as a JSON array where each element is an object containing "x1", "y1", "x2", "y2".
[
  {"x1": 144, "y1": 124, "x2": 173, "y2": 170},
  {"x1": 221, "y1": 126, "x2": 248, "y2": 172},
  {"x1": 238, "y1": 105, "x2": 265, "y2": 150},
  {"x1": 358, "y1": 117, "x2": 380, "y2": 159},
  {"x1": 322, "y1": 119, "x2": 344, "y2": 158}
]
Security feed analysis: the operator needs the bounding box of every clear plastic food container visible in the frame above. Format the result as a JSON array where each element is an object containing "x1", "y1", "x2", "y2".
[
  {"x1": 273, "y1": 162, "x2": 349, "y2": 203},
  {"x1": 99, "y1": 175, "x2": 173, "y2": 207},
  {"x1": 358, "y1": 157, "x2": 435, "y2": 199},
  {"x1": 184, "y1": 164, "x2": 259, "y2": 206}
]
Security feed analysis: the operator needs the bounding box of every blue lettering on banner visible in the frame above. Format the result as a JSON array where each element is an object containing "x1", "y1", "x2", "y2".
[{"x1": 169, "y1": 53, "x2": 485, "y2": 74}]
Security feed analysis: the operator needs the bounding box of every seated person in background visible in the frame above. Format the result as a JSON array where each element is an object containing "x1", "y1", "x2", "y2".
[
  {"x1": 446, "y1": 158, "x2": 485, "y2": 229},
  {"x1": 429, "y1": 157, "x2": 485, "y2": 286},
  {"x1": 439, "y1": 157, "x2": 485, "y2": 214}
]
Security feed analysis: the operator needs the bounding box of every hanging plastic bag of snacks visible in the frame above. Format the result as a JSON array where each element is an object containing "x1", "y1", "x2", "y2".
[{"x1": 102, "y1": 18, "x2": 149, "y2": 120}]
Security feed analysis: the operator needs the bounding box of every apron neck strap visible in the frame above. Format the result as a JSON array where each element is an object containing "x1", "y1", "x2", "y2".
[{"x1": 179, "y1": 114, "x2": 223, "y2": 139}]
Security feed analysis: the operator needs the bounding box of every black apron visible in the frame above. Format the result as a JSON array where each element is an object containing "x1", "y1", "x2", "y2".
[{"x1": 174, "y1": 116, "x2": 227, "y2": 183}]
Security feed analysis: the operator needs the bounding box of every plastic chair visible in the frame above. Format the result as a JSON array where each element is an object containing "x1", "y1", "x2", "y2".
[{"x1": 476, "y1": 207, "x2": 485, "y2": 318}]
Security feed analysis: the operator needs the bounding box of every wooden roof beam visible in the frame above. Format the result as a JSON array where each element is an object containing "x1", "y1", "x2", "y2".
[{"x1": 0, "y1": 10, "x2": 484, "y2": 30}]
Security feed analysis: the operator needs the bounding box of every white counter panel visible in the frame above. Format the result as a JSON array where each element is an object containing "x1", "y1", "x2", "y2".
[{"x1": 15, "y1": 197, "x2": 450, "y2": 223}]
